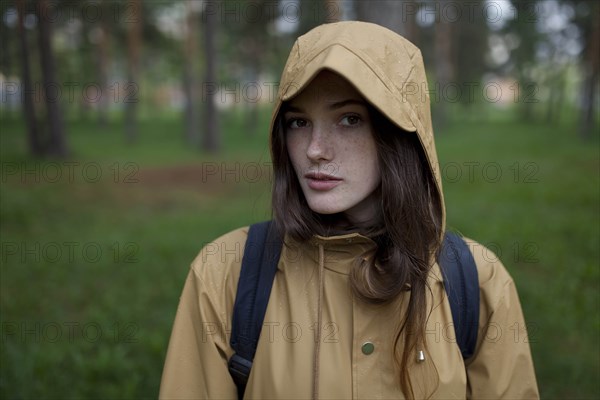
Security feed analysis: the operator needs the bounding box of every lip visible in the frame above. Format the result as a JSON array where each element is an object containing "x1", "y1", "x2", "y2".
[{"x1": 304, "y1": 172, "x2": 343, "y2": 191}]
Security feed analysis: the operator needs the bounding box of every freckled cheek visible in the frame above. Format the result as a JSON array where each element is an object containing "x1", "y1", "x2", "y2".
[
  {"x1": 357, "y1": 139, "x2": 380, "y2": 185},
  {"x1": 285, "y1": 135, "x2": 305, "y2": 169},
  {"x1": 342, "y1": 138, "x2": 377, "y2": 177},
  {"x1": 346, "y1": 159, "x2": 376, "y2": 184},
  {"x1": 284, "y1": 135, "x2": 295, "y2": 155}
]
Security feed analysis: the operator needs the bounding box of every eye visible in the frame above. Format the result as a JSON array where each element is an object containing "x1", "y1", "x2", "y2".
[
  {"x1": 340, "y1": 114, "x2": 361, "y2": 126},
  {"x1": 287, "y1": 118, "x2": 310, "y2": 129}
]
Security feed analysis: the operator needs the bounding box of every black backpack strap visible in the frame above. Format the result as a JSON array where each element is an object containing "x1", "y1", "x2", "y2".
[
  {"x1": 228, "y1": 221, "x2": 282, "y2": 400},
  {"x1": 439, "y1": 232, "x2": 480, "y2": 359}
]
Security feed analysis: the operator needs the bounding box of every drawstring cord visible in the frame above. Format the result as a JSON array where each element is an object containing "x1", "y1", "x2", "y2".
[{"x1": 312, "y1": 244, "x2": 325, "y2": 400}]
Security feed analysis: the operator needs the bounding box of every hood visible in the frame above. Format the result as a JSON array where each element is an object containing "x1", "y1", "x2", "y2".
[{"x1": 270, "y1": 20, "x2": 445, "y2": 232}]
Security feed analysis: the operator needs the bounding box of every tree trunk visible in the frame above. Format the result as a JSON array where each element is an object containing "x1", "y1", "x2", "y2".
[
  {"x1": 79, "y1": 16, "x2": 93, "y2": 121},
  {"x1": 545, "y1": 67, "x2": 566, "y2": 125},
  {"x1": 16, "y1": 0, "x2": 43, "y2": 157},
  {"x1": 324, "y1": 0, "x2": 341, "y2": 22},
  {"x1": 403, "y1": 0, "x2": 420, "y2": 45},
  {"x1": 244, "y1": 59, "x2": 261, "y2": 137},
  {"x1": 97, "y1": 0, "x2": 110, "y2": 127},
  {"x1": 579, "y1": 2, "x2": 599, "y2": 140},
  {"x1": 202, "y1": 0, "x2": 220, "y2": 153},
  {"x1": 183, "y1": 1, "x2": 199, "y2": 145},
  {"x1": 125, "y1": 0, "x2": 142, "y2": 143},
  {"x1": 242, "y1": 0, "x2": 270, "y2": 137},
  {"x1": 354, "y1": 0, "x2": 404, "y2": 35},
  {"x1": 433, "y1": 1, "x2": 455, "y2": 131},
  {"x1": 0, "y1": 3, "x2": 13, "y2": 78},
  {"x1": 37, "y1": 0, "x2": 68, "y2": 157}
]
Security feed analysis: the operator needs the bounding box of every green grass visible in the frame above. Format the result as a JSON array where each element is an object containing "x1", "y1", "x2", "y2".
[
  {"x1": 439, "y1": 116, "x2": 600, "y2": 399},
  {"x1": 1, "y1": 108, "x2": 598, "y2": 399}
]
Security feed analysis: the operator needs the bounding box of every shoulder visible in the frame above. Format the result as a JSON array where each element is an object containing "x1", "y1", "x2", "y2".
[
  {"x1": 461, "y1": 237, "x2": 516, "y2": 309},
  {"x1": 190, "y1": 226, "x2": 250, "y2": 290}
]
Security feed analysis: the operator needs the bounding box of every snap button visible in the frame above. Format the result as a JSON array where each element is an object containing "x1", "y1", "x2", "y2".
[{"x1": 361, "y1": 341, "x2": 374, "y2": 355}]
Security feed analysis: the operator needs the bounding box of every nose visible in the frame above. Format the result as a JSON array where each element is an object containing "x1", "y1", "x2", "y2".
[{"x1": 306, "y1": 124, "x2": 333, "y2": 162}]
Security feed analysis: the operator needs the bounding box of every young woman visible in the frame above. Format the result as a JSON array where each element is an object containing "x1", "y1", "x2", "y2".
[{"x1": 159, "y1": 21, "x2": 539, "y2": 399}]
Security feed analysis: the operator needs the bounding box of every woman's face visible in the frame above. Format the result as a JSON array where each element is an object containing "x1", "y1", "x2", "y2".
[{"x1": 284, "y1": 70, "x2": 381, "y2": 224}]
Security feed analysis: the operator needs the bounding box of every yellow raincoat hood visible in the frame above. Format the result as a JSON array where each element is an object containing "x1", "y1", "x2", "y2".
[{"x1": 270, "y1": 21, "x2": 445, "y2": 230}]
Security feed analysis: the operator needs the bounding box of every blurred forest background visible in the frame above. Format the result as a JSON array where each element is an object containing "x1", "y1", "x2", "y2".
[{"x1": 0, "y1": 0, "x2": 598, "y2": 398}]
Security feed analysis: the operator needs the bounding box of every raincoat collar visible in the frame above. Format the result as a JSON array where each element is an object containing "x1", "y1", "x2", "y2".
[{"x1": 283, "y1": 232, "x2": 378, "y2": 275}]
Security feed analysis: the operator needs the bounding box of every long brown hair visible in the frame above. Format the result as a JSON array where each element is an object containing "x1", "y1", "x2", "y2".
[{"x1": 271, "y1": 103, "x2": 443, "y2": 399}]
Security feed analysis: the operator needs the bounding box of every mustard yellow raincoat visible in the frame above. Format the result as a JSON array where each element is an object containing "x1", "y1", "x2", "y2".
[{"x1": 160, "y1": 21, "x2": 539, "y2": 400}]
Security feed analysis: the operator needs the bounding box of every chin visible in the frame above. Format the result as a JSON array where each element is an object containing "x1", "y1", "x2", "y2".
[{"x1": 306, "y1": 198, "x2": 347, "y2": 215}]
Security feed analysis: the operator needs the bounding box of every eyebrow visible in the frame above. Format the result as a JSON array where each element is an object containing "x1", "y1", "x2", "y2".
[
  {"x1": 284, "y1": 99, "x2": 367, "y2": 114},
  {"x1": 328, "y1": 99, "x2": 367, "y2": 110}
]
